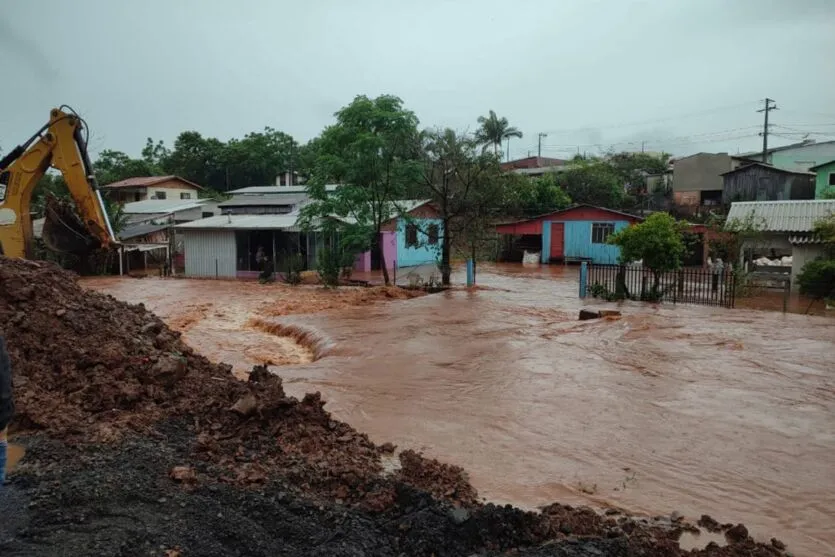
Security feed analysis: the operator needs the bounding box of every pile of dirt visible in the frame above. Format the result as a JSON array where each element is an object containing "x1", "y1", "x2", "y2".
[
  {"x1": 0, "y1": 258, "x2": 791, "y2": 556},
  {"x1": 0, "y1": 258, "x2": 384, "y2": 503}
]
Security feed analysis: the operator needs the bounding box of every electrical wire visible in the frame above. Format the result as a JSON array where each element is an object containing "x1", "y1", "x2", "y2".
[{"x1": 537, "y1": 101, "x2": 760, "y2": 135}]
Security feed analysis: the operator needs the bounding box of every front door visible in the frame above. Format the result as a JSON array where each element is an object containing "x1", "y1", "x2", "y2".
[{"x1": 550, "y1": 222, "x2": 564, "y2": 260}]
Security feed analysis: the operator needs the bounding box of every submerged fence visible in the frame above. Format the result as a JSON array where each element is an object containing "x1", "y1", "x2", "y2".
[{"x1": 582, "y1": 264, "x2": 736, "y2": 308}]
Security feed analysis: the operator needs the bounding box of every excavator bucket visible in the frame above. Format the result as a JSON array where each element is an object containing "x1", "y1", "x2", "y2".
[{"x1": 42, "y1": 195, "x2": 102, "y2": 254}]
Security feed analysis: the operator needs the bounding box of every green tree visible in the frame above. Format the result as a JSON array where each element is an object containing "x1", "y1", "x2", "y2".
[
  {"x1": 301, "y1": 94, "x2": 422, "y2": 285},
  {"x1": 223, "y1": 127, "x2": 297, "y2": 189},
  {"x1": 609, "y1": 212, "x2": 686, "y2": 294},
  {"x1": 141, "y1": 138, "x2": 169, "y2": 168},
  {"x1": 505, "y1": 172, "x2": 572, "y2": 217},
  {"x1": 475, "y1": 110, "x2": 522, "y2": 156},
  {"x1": 420, "y1": 128, "x2": 505, "y2": 284},
  {"x1": 94, "y1": 149, "x2": 160, "y2": 185},
  {"x1": 556, "y1": 159, "x2": 624, "y2": 208},
  {"x1": 162, "y1": 131, "x2": 227, "y2": 190},
  {"x1": 607, "y1": 152, "x2": 670, "y2": 209},
  {"x1": 813, "y1": 214, "x2": 835, "y2": 245}
]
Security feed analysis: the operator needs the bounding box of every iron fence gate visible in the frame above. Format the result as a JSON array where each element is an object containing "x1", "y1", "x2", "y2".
[{"x1": 583, "y1": 264, "x2": 736, "y2": 308}]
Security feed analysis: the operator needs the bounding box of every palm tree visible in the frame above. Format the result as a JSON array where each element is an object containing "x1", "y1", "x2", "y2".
[{"x1": 475, "y1": 110, "x2": 523, "y2": 157}]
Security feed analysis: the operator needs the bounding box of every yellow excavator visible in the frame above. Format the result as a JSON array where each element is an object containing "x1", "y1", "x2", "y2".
[{"x1": 0, "y1": 106, "x2": 116, "y2": 259}]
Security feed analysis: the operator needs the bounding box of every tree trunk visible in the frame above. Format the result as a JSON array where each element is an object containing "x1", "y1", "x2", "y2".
[
  {"x1": 441, "y1": 220, "x2": 452, "y2": 286},
  {"x1": 375, "y1": 233, "x2": 391, "y2": 285}
]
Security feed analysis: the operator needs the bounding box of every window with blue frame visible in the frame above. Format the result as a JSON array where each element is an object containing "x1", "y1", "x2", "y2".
[{"x1": 591, "y1": 222, "x2": 615, "y2": 244}]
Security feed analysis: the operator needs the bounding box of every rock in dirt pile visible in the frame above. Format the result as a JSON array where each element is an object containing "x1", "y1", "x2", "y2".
[{"x1": 0, "y1": 258, "x2": 791, "y2": 556}]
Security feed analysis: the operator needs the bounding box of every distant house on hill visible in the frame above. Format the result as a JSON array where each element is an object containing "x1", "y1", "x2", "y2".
[{"x1": 101, "y1": 176, "x2": 204, "y2": 203}]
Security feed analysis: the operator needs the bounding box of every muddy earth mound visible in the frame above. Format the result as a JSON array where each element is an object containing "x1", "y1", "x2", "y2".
[{"x1": 0, "y1": 258, "x2": 789, "y2": 556}]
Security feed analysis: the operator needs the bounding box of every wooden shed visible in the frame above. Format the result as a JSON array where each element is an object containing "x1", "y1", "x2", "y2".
[
  {"x1": 496, "y1": 205, "x2": 642, "y2": 264},
  {"x1": 720, "y1": 163, "x2": 815, "y2": 204}
]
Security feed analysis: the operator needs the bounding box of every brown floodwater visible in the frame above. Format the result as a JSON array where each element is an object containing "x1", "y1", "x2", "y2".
[{"x1": 83, "y1": 266, "x2": 835, "y2": 555}]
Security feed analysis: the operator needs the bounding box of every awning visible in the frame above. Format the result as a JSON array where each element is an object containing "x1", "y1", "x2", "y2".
[{"x1": 121, "y1": 243, "x2": 169, "y2": 252}]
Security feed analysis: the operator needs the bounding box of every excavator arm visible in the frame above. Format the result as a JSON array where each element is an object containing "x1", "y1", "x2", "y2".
[{"x1": 0, "y1": 107, "x2": 116, "y2": 258}]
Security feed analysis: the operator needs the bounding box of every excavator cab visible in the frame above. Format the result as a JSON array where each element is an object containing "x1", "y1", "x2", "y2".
[{"x1": 0, "y1": 107, "x2": 116, "y2": 259}]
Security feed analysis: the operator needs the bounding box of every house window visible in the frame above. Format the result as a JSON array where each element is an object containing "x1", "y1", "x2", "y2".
[
  {"x1": 829, "y1": 173, "x2": 835, "y2": 186},
  {"x1": 427, "y1": 224, "x2": 439, "y2": 245},
  {"x1": 591, "y1": 222, "x2": 615, "y2": 244},
  {"x1": 405, "y1": 224, "x2": 418, "y2": 247},
  {"x1": 153, "y1": 191, "x2": 167, "y2": 200},
  {"x1": 201, "y1": 212, "x2": 214, "y2": 218},
  {"x1": 180, "y1": 192, "x2": 192, "y2": 199}
]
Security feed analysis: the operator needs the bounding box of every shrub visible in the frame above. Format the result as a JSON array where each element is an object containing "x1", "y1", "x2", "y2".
[
  {"x1": 317, "y1": 247, "x2": 341, "y2": 288},
  {"x1": 283, "y1": 253, "x2": 304, "y2": 285},
  {"x1": 797, "y1": 258, "x2": 835, "y2": 300}
]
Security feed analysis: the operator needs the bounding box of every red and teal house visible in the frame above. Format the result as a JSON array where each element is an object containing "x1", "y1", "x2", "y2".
[{"x1": 496, "y1": 205, "x2": 642, "y2": 264}]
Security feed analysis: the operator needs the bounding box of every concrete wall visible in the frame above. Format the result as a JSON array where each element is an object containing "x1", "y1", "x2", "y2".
[
  {"x1": 768, "y1": 143, "x2": 835, "y2": 172},
  {"x1": 396, "y1": 218, "x2": 442, "y2": 267},
  {"x1": 673, "y1": 153, "x2": 732, "y2": 192},
  {"x1": 813, "y1": 161, "x2": 835, "y2": 198},
  {"x1": 182, "y1": 230, "x2": 236, "y2": 278}
]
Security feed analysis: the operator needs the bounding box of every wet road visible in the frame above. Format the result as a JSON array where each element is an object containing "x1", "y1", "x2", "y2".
[{"x1": 84, "y1": 266, "x2": 835, "y2": 555}]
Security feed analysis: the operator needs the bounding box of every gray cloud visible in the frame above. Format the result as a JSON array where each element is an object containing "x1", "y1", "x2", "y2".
[{"x1": 2, "y1": 0, "x2": 834, "y2": 162}]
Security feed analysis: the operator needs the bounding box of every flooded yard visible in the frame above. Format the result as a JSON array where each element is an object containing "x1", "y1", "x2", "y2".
[{"x1": 83, "y1": 265, "x2": 835, "y2": 555}]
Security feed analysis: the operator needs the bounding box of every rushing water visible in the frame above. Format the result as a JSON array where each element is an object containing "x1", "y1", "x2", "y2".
[{"x1": 84, "y1": 266, "x2": 835, "y2": 555}]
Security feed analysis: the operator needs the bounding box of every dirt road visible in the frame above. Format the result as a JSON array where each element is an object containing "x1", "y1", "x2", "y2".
[{"x1": 84, "y1": 266, "x2": 835, "y2": 555}]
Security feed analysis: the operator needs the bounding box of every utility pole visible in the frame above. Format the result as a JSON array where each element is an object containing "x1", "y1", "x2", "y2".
[
  {"x1": 757, "y1": 98, "x2": 778, "y2": 163},
  {"x1": 537, "y1": 132, "x2": 547, "y2": 160}
]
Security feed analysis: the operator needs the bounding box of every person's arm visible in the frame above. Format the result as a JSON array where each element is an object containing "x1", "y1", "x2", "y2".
[{"x1": 0, "y1": 336, "x2": 14, "y2": 432}]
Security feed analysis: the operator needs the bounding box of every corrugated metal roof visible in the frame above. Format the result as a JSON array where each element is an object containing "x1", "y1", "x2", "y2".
[
  {"x1": 808, "y1": 159, "x2": 835, "y2": 172},
  {"x1": 726, "y1": 200, "x2": 835, "y2": 232},
  {"x1": 123, "y1": 199, "x2": 208, "y2": 214},
  {"x1": 789, "y1": 235, "x2": 824, "y2": 245},
  {"x1": 227, "y1": 185, "x2": 339, "y2": 195},
  {"x1": 101, "y1": 176, "x2": 204, "y2": 190},
  {"x1": 330, "y1": 200, "x2": 433, "y2": 225},
  {"x1": 218, "y1": 194, "x2": 308, "y2": 207},
  {"x1": 719, "y1": 162, "x2": 815, "y2": 176},
  {"x1": 176, "y1": 214, "x2": 301, "y2": 230},
  {"x1": 119, "y1": 222, "x2": 170, "y2": 240}
]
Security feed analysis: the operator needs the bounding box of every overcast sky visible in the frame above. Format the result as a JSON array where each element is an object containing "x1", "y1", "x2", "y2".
[{"x1": 2, "y1": 0, "x2": 834, "y2": 161}]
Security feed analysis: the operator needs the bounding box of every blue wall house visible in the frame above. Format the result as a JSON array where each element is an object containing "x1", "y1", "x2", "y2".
[
  {"x1": 352, "y1": 200, "x2": 443, "y2": 271},
  {"x1": 496, "y1": 205, "x2": 642, "y2": 264}
]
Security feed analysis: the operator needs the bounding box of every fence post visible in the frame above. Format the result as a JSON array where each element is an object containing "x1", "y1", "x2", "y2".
[
  {"x1": 215, "y1": 259, "x2": 218, "y2": 279},
  {"x1": 783, "y1": 277, "x2": 790, "y2": 313},
  {"x1": 466, "y1": 258, "x2": 474, "y2": 287},
  {"x1": 579, "y1": 262, "x2": 588, "y2": 298}
]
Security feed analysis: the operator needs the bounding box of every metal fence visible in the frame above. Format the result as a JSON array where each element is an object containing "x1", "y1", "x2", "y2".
[{"x1": 583, "y1": 264, "x2": 736, "y2": 308}]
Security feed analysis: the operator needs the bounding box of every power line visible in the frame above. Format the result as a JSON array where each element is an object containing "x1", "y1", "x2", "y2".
[{"x1": 537, "y1": 101, "x2": 760, "y2": 135}]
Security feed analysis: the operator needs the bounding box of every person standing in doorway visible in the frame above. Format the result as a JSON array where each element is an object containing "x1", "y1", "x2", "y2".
[{"x1": 0, "y1": 336, "x2": 14, "y2": 484}]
